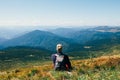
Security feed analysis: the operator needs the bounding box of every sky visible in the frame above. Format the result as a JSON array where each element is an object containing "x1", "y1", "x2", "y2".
[{"x1": 0, "y1": 0, "x2": 120, "y2": 28}]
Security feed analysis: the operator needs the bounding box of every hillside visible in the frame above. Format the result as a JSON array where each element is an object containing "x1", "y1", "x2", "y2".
[
  {"x1": 1, "y1": 30, "x2": 83, "y2": 52},
  {"x1": 50, "y1": 26, "x2": 120, "y2": 44},
  {"x1": 0, "y1": 46, "x2": 53, "y2": 71},
  {"x1": 50, "y1": 27, "x2": 80, "y2": 38},
  {"x1": 0, "y1": 38, "x2": 8, "y2": 49},
  {"x1": 0, "y1": 27, "x2": 120, "y2": 60},
  {"x1": 0, "y1": 26, "x2": 120, "y2": 52},
  {"x1": 0, "y1": 43, "x2": 120, "y2": 73},
  {"x1": 84, "y1": 37, "x2": 120, "y2": 51},
  {"x1": 0, "y1": 46, "x2": 52, "y2": 61},
  {"x1": 1, "y1": 54, "x2": 120, "y2": 80},
  {"x1": 0, "y1": 26, "x2": 120, "y2": 79}
]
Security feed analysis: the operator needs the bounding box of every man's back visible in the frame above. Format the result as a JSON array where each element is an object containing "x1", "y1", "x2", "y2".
[
  {"x1": 51, "y1": 52, "x2": 72, "y2": 71},
  {"x1": 51, "y1": 44, "x2": 72, "y2": 71}
]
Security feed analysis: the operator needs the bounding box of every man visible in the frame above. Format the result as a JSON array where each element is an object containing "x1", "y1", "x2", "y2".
[{"x1": 51, "y1": 44, "x2": 72, "y2": 71}]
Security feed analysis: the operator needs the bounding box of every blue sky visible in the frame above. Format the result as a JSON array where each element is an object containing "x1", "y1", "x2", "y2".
[{"x1": 0, "y1": 0, "x2": 120, "y2": 28}]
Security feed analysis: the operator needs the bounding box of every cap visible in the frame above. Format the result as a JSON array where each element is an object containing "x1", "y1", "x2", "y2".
[{"x1": 56, "y1": 44, "x2": 62, "y2": 50}]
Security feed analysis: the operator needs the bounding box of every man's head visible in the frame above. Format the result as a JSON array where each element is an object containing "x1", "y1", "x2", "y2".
[{"x1": 56, "y1": 44, "x2": 62, "y2": 52}]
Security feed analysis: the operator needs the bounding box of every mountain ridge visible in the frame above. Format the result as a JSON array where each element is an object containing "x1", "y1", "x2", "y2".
[
  {"x1": 0, "y1": 26, "x2": 120, "y2": 52},
  {"x1": 0, "y1": 30, "x2": 83, "y2": 52}
]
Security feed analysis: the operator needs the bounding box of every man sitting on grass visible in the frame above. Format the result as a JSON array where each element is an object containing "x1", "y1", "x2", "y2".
[{"x1": 51, "y1": 44, "x2": 72, "y2": 71}]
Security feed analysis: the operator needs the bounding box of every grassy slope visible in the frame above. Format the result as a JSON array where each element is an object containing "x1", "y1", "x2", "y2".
[
  {"x1": 0, "y1": 46, "x2": 53, "y2": 71},
  {"x1": 0, "y1": 45, "x2": 120, "y2": 80},
  {"x1": 1, "y1": 54, "x2": 120, "y2": 80}
]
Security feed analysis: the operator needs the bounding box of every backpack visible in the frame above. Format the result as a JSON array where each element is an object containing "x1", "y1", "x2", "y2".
[
  {"x1": 54, "y1": 53, "x2": 69, "y2": 71},
  {"x1": 52, "y1": 53, "x2": 72, "y2": 71}
]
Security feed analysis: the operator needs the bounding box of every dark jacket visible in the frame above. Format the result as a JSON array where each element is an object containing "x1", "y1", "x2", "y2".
[{"x1": 51, "y1": 52, "x2": 72, "y2": 71}]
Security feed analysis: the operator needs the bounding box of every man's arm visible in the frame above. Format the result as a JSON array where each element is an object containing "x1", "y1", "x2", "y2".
[
  {"x1": 51, "y1": 54, "x2": 56, "y2": 67},
  {"x1": 65, "y1": 55, "x2": 72, "y2": 70}
]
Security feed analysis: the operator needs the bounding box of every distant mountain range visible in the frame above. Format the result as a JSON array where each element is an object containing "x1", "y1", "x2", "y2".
[
  {"x1": 0, "y1": 26, "x2": 120, "y2": 52},
  {"x1": 50, "y1": 27, "x2": 80, "y2": 38},
  {"x1": 50, "y1": 26, "x2": 120, "y2": 44},
  {"x1": 0, "y1": 37, "x2": 8, "y2": 43},
  {"x1": 0, "y1": 30, "x2": 83, "y2": 52}
]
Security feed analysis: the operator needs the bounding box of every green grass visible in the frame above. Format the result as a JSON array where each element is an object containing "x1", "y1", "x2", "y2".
[
  {"x1": 1, "y1": 54, "x2": 120, "y2": 80},
  {"x1": 0, "y1": 60, "x2": 52, "y2": 71},
  {"x1": 0, "y1": 45, "x2": 120, "y2": 80}
]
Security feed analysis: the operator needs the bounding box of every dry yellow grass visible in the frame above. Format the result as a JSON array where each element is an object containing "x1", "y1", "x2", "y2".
[{"x1": 0, "y1": 55, "x2": 120, "y2": 80}]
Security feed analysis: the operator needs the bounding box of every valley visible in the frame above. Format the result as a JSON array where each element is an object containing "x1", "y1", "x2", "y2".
[{"x1": 0, "y1": 26, "x2": 120, "y2": 79}]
